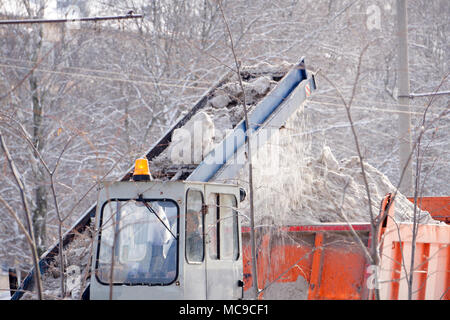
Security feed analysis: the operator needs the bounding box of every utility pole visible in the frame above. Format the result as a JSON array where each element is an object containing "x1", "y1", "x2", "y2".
[{"x1": 396, "y1": 0, "x2": 413, "y2": 196}]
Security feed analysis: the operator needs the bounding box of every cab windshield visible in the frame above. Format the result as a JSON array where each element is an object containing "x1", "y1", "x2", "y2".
[{"x1": 96, "y1": 199, "x2": 178, "y2": 285}]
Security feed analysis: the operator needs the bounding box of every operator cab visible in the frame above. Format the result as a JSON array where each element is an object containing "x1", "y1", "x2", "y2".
[{"x1": 90, "y1": 159, "x2": 244, "y2": 300}]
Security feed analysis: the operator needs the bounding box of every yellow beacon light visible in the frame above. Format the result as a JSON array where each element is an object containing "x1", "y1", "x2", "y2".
[{"x1": 132, "y1": 158, "x2": 151, "y2": 181}]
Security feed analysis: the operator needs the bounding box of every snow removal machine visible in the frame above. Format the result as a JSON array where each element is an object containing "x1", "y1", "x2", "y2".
[
  {"x1": 9, "y1": 58, "x2": 450, "y2": 300},
  {"x1": 90, "y1": 160, "x2": 246, "y2": 299},
  {"x1": 87, "y1": 57, "x2": 317, "y2": 300}
]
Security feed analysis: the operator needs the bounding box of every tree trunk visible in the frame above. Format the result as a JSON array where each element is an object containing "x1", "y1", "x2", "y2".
[
  {"x1": 30, "y1": 74, "x2": 47, "y2": 257},
  {"x1": 32, "y1": 183, "x2": 47, "y2": 256}
]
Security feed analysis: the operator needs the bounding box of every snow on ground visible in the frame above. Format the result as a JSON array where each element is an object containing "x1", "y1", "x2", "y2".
[
  {"x1": 0, "y1": 292, "x2": 10, "y2": 300},
  {"x1": 21, "y1": 228, "x2": 94, "y2": 300},
  {"x1": 0, "y1": 271, "x2": 10, "y2": 300}
]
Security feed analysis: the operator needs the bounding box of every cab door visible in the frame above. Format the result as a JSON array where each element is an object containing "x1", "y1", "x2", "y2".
[
  {"x1": 183, "y1": 186, "x2": 207, "y2": 299},
  {"x1": 204, "y1": 185, "x2": 242, "y2": 300}
]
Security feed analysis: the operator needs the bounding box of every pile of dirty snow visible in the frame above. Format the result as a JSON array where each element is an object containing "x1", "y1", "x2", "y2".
[
  {"x1": 293, "y1": 146, "x2": 436, "y2": 224},
  {"x1": 21, "y1": 228, "x2": 93, "y2": 300},
  {"x1": 225, "y1": 107, "x2": 437, "y2": 226}
]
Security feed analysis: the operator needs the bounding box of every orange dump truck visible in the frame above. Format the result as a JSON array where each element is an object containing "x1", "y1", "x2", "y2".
[{"x1": 242, "y1": 195, "x2": 450, "y2": 300}]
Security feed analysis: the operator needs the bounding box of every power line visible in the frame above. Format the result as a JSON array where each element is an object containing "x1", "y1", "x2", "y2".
[
  {"x1": 306, "y1": 100, "x2": 444, "y2": 117},
  {"x1": 0, "y1": 56, "x2": 220, "y2": 86},
  {"x1": 0, "y1": 63, "x2": 211, "y2": 91},
  {"x1": 400, "y1": 91, "x2": 450, "y2": 98},
  {"x1": 0, "y1": 14, "x2": 143, "y2": 25},
  {"x1": 313, "y1": 94, "x2": 449, "y2": 111}
]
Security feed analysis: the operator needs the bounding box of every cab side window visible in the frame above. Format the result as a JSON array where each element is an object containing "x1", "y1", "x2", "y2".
[
  {"x1": 186, "y1": 189, "x2": 204, "y2": 263},
  {"x1": 208, "y1": 193, "x2": 239, "y2": 261}
]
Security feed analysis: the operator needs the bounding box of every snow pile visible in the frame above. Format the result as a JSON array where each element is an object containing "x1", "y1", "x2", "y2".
[
  {"x1": 240, "y1": 61, "x2": 294, "y2": 78},
  {"x1": 231, "y1": 108, "x2": 436, "y2": 226},
  {"x1": 21, "y1": 229, "x2": 93, "y2": 300},
  {"x1": 210, "y1": 75, "x2": 274, "y2": 106},
  {"x1": 292, "y1": 147, "x2": 436, "y2": 224},
  {"x1": 0, "y1": 272, "x2": 10, "y2": 300},
  {"x1": 260, "y1": 277, "x2": 309, "y2": 300},
  {"x1": 167, "y1": 111, "x2": 216, "y2": 165}
]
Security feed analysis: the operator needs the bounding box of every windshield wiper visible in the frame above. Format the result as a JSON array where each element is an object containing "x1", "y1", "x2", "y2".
[{"x1": 140, "y1": 200, "x2": 177, "y2": 240}]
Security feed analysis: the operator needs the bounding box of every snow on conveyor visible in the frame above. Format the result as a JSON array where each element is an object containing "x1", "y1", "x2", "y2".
[{"x1": 150, "y1": 61, "x2": 294, "y2": 180}]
